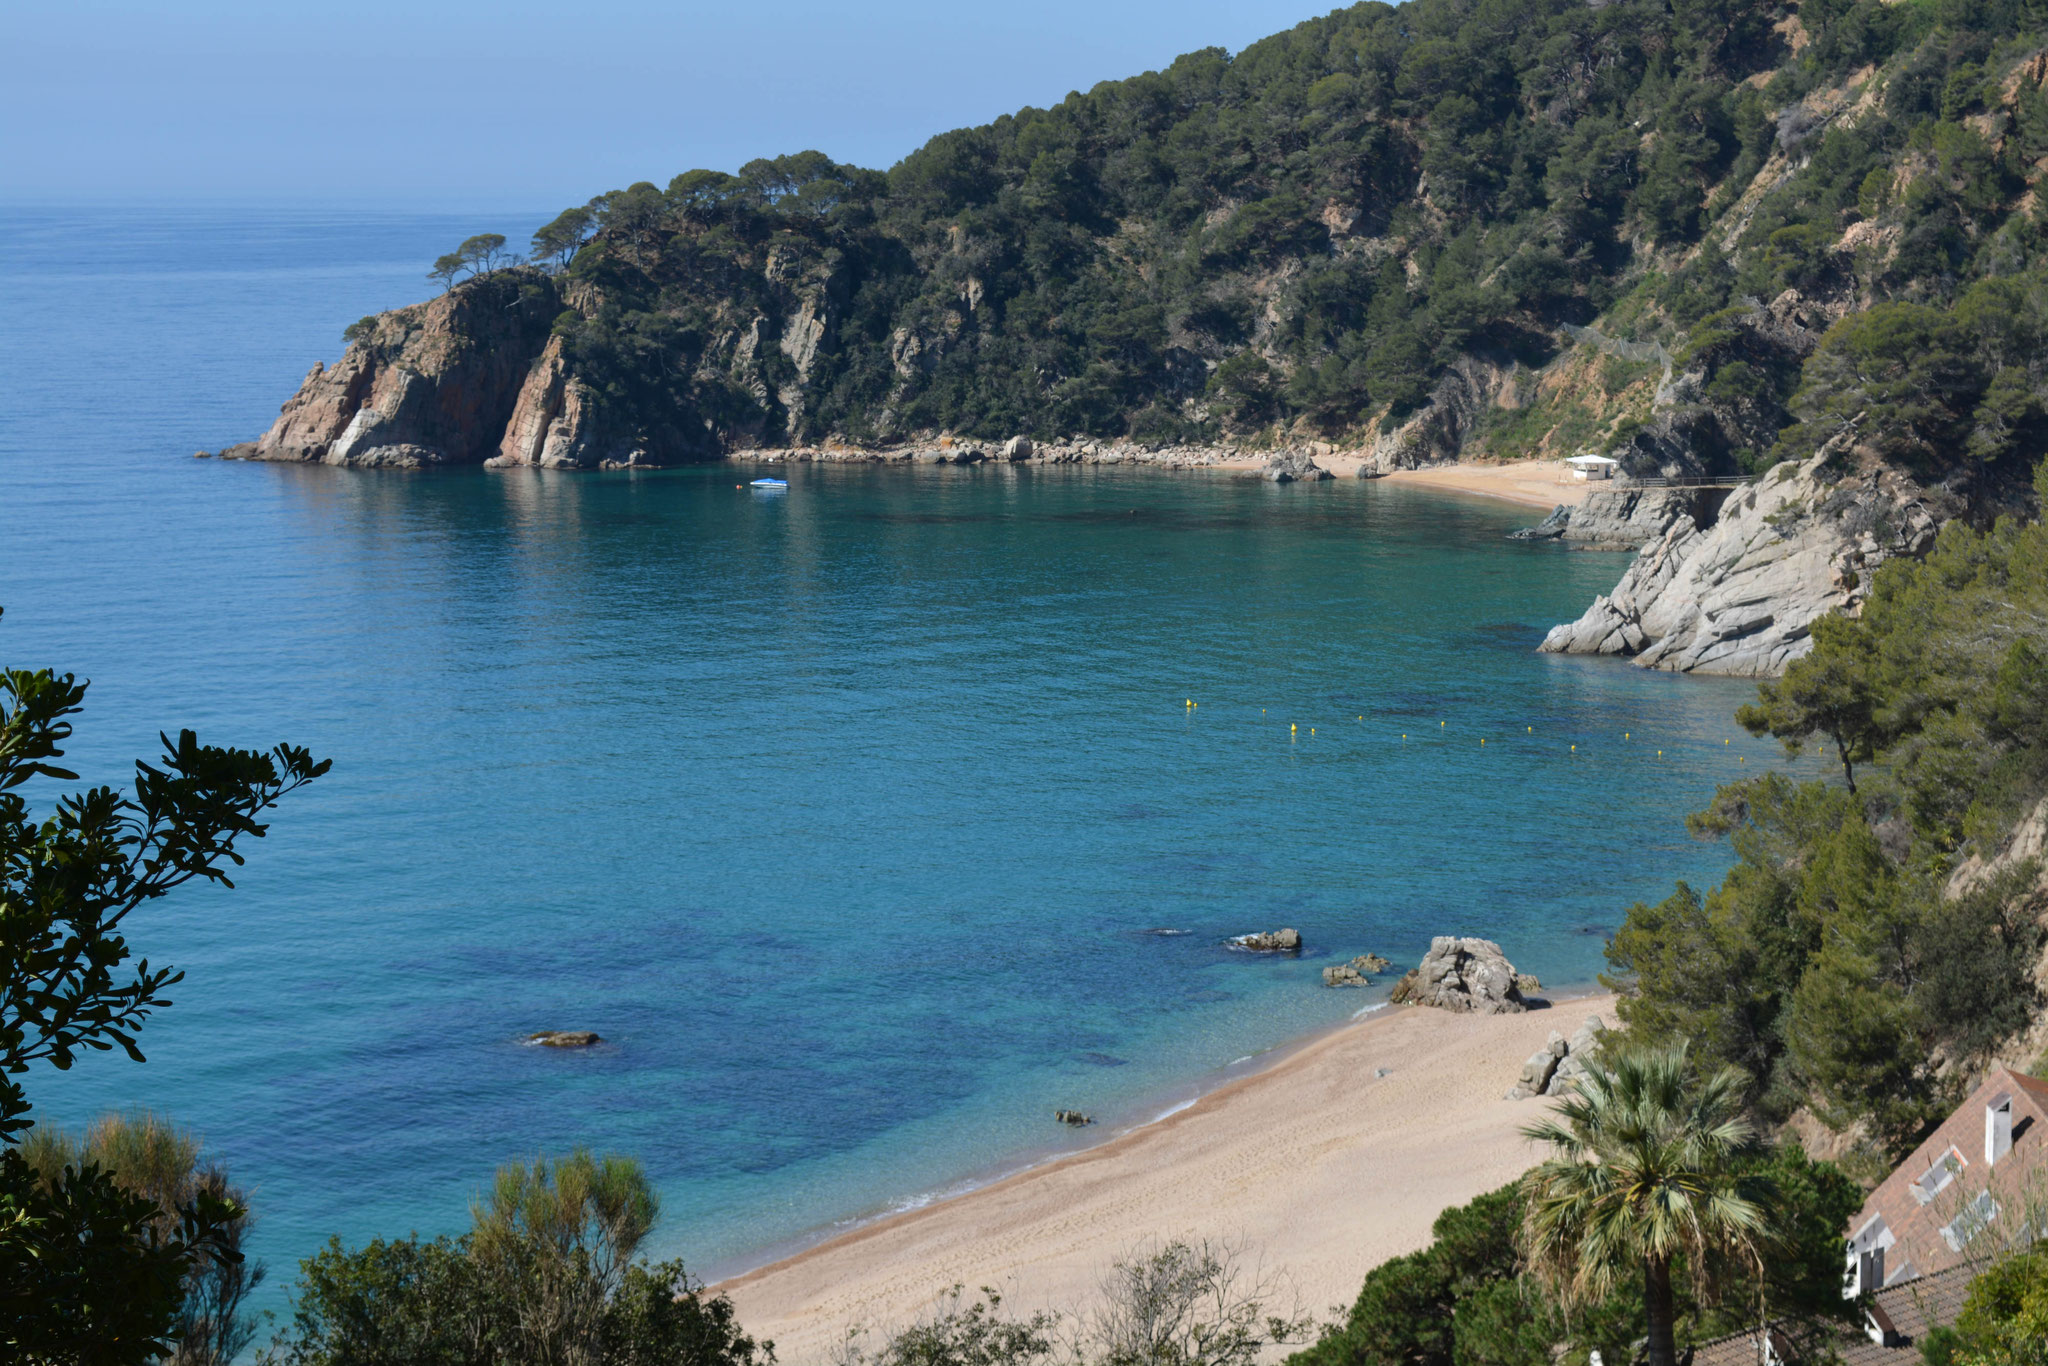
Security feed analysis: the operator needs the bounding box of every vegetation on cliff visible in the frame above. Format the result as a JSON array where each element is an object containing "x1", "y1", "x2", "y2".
[
  {"x1": 1606, "y1": 458, "x2": 2048, "y2": 1170},
  {"x1": 365, "y1": 0, "x2": 2048, "y2": 487}
]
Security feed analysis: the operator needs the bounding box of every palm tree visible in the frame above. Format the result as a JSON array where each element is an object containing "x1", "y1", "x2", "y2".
[{"x1": 1520, "y1": 1046, "x2": 1770, "y2": 1366}]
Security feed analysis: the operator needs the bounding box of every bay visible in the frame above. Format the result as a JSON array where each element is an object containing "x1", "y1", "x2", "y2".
[{"x1": 0, "y1": 207, "x2": 1793, "y2": 1313}]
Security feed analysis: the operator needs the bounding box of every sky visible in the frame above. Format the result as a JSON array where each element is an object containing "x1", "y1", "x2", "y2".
[{"x1": 7, "y1": 0, "x2": 1341, "y2": 209}]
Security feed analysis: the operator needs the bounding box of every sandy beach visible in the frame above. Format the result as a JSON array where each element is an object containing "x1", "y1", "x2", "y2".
[
  {"x1": 1373, "y1": 460, "x2": 1594, "y2": 510},
  {"x1": 718, "y1": 995, "x2": 1614, "y2": 1363}
]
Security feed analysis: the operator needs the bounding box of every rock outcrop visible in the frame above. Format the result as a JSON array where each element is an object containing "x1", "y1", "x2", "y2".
[
  {"x1": 1321, "y1": 953, "x2": 1394, "y2": 988},
  {"x1": 1261, "y1": 453, "x2": 1331, "y2": 483},
  {"x1": 1506, "y1": 1015, "x2": 1607, "y2": 1100},
  {"x1": 223, "y1": 272, "x2": 562, "y2": 468},
  {"x1": 1509, "y1": 486, "x2": 1723, "y2": 550},
  {"x1": 1388, "y1": 937, "x2": 1527, "y2": 1014},
  {"x1": 1054, "y1": 1109, "x2": 1093, "y2": 1126},
  {"x1": 1539, "y1": 451, "x2": 1942, "y2": 676},
  {"x1": 528, "y1": 1030, "x2": 602, "y2": 1048},
  {"x1": 1234, "y1": 928, "x2": 1302, "y2": 952}
]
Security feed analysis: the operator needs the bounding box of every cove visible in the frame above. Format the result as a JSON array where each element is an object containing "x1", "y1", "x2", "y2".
[{"x1": 0, "y1": 207, "x2": 1798, "y2": 1315}]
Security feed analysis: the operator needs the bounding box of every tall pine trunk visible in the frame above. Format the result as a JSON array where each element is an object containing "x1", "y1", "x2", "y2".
[{"x1": 1645, "y1": 1254, "x2": 1678, "y2": 1366}]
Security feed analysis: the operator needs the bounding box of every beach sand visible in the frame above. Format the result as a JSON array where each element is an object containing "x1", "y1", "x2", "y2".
[
  {"x1": 1373, "y1": 460, "x2": 1594, "y2": 510},
  {"x1": 717, "y1": 995, "x2": 1614, "y2": 1363}
]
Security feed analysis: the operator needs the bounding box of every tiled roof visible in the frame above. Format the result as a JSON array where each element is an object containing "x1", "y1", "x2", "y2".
[
  {"x1": 1688, "y1": 1263, "x2": 1977, "y2": 1366},
  {"x1": 1845, "y1": 1067, "x2": 2048, "y2": 1284}
]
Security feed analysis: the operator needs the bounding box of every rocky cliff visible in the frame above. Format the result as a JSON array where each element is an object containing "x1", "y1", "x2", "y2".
[
  {"x1": 1537, "y1": 451, "x2": 1944, "y2": 677},
  {"x1": 221, "y1": 272, "x2": 562, "y2": 468}
]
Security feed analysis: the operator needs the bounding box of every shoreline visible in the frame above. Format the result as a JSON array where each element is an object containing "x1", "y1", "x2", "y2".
[
  {"x1": 728, "y1": 445, "x2": 1594, "y2": 513},
  {"x1": 714, "y1": 992, "x2": 1615, "y2": 1363},
  {"x1": 1376, "y1": 460, "x2": 1591, "y2": 510}
]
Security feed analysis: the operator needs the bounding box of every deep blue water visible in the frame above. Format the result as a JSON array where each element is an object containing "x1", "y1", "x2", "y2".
[{"x1": 0, "y1": 207, "x2": 1797, "y2": 1316}]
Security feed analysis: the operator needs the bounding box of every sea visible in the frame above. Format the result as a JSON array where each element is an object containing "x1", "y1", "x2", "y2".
[{"x1": 0, "y1": 205, "x2": 1797, "y2": 1319}]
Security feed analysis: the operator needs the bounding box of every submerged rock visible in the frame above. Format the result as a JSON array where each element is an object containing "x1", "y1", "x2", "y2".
[
  {"x1": 1234, "y1": 928, "x2": 1302, "y2": 953},
  {"x1": 1055, "y1": 1109, "x2": 1094, "y2": 1126},
  {"x1": 527, "y1": 1030, "x2": 602, "y2": 1048},
  {"x1": 1321, "y1": 953, "x2": 1394, "y2": 987},
  {"x1": 1388, "y1": 937, "x2": 1527, "y2": 1014}
]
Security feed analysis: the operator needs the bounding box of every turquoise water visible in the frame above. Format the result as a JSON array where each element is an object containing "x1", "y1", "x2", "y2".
[{"x1": 0, "y1": 208, "x2": 1789, "y2": 1308}]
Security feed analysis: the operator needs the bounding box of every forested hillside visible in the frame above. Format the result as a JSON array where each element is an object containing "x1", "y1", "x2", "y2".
[{"x1": 253, "y1": 0, "x2": 2043, "y2": 489}]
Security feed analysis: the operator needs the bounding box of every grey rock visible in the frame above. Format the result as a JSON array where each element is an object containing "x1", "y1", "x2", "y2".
[
  {"x1": 1508, "y1": 505, "x2": 1572, "y2": 541},
  {"x1": 1236, "y1": 928, "x2": 1302, "y2": 953},
  {"x1": 1003, "y1": 436, "x2": 1034, "y2": 460},
  {"x1": 1054, "y1": 1109, "x2": 1093, "y2": 1126},
  {"x1": 1261, "y1": 453, "x2": 1331, "y2": 483},
  {"x1": 1540, "y1": 450, "x2": 1943, "y2": 677},
  {"x1": 527, "y1": 1030, "x2": 601, "y2": 1048},
  {"x1": 1322, "y1": 953, "x2": 1393, "y2": 987},
  {"x1": 1387, "y1": 937, "x2": 1528, "y2": 1014},
  {"x1": 1518, "y1": 1047, "x2": 1561, "y2": 1094},
  {"x1": 1548, "y1": 1053, "x2": 1590, "y2": 1094}
]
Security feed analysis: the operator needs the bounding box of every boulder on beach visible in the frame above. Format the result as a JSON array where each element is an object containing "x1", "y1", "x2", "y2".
[
  {"x1": 1003, "y1": 435, "x2": 1034, "y2": 460},
  {"x1": 1260, "y1": 453, "x2": 1331, "y2": 484},
  {"x1": 1507, "y1": 1015, "x2": 1611, "y2": 1100},
  {"x1": 1234, "y1": 928, "x2": 1302, "y2": 953},
  {"x1": 1055, "y1": 1109, "x2": 1093, "y2": 1126},
  {"x1": 527, "y1": 1030, "x2": 602, "y2": 1048},
  {"x1": 1515, "y1": 972, "x2": 1543, "y2": 994},
  {"x1": 1387, "y1": 937, "x2": 1527, "y2": 1014}
]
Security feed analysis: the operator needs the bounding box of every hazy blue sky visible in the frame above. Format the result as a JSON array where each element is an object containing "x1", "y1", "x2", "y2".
[{"x1": 8, "y1": 0, "x2": 1337, "y2": 208}]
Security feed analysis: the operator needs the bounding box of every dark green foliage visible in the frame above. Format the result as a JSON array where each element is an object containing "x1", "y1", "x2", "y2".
[
  {"x1": 272, "y1": 1234, "x2": 492, "y2": 1366},
  {"x1": 1935, "y1": 1248, "x2": 2048, "y2": 1364},
  {"x1": 1610, "y1": 460, "x2": 2048, "y2": 1158},
  {"x1": 0, "y1": 607, "x2": 324, "y2": 1365},
  {"x1": 0, "y1": 1148, "x2": 248, "y2": 1366},
  {"x1": 271, "y1": 1152, "x2": 771, "y2": 1366},
  {"x1": 1292, "y1": 1149, "x2": 1858, "y2": 1366},
  {"x1": 0, "y1": 621, "x2": 329, "y2": 1143},
  {"x1": 398, "y1": 1, "x2": 2048, "y2": 456}
]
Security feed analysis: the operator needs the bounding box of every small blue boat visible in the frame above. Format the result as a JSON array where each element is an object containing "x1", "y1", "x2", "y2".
[{"x1": 750, "y1": 477, "x2": 788, "y2": 489}]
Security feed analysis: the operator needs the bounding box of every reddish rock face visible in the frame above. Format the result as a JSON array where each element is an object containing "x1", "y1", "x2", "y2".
[{"x1": 238, "y1": 271, "x2": 561, "y2": 468}]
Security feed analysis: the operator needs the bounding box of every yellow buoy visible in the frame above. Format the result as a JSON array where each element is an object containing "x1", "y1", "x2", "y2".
[
  {"x1": 1481, "y1": 739, "x2": 1486, "y2": 746},
  {"x1": 1571, "y1": 745, "x2": 1576, "y2": 752},
  {"x1": 1527, "y1": 726, "x2": 1532, "y2": 733},
  {"x1": 1311, "y1": 727, "x2": 1316, "y2": 735},
  {"x1": 1291, "y1": 723, "x2": 1297, "y2": 732},
  {"x1": 1625, "y1": 732, "x2": 1630, "y2": 740},
  {"x1": 1658, "y1": 750, "x2": 1663, "y2": 756},
  {"x1": 1440, "y1": 721, "x2": 1445, "y2": 728},
  {"x1": 1186, "y1": 699, "x2": 1192, "y2": 707}
]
